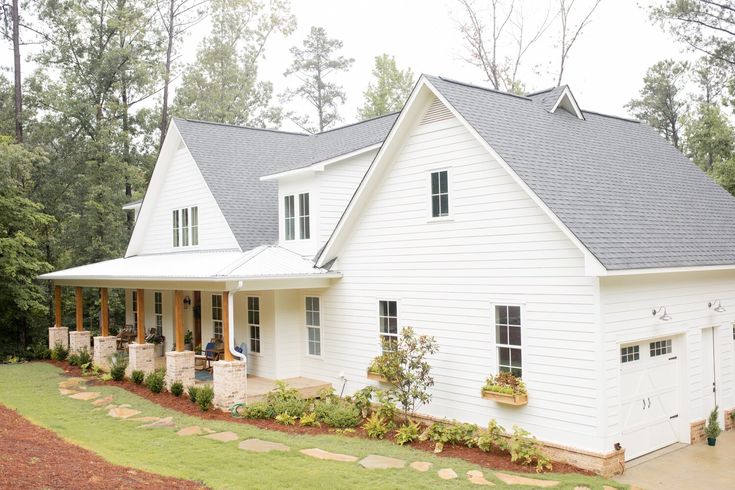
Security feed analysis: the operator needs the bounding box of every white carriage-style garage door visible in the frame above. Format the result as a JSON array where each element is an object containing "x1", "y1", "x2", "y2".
[{"x1": 620, "y1": 337, "x2": 681, "y2": 461}]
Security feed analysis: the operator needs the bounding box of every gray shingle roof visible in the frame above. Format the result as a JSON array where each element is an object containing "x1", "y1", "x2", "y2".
[
  {"x1": 174, "y1": 114, "x2": 397, "y2": 251},
  {"x1": 427, "y1": 75, "x2": 735, "y2": 270}
]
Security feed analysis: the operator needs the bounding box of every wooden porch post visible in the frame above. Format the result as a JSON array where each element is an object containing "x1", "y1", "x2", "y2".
[
  {"x1": 174, "y1": 290, "x2": 184, "y2": 352},
  {"x1": 54, "y1": 285, "x2": 62, "y2": 328},
  {"x1": 136, "y1": 288, "x2": 145, "y2": 343},
  {"x1": 100, "y1": 287, "x2": 109, "y2": 336},
  {"x1": 75, "y1": 287, "x2": 83, "y2": 331},
  {"x1": 222, "y1": 292, "x2": 233, "y2": 361}
]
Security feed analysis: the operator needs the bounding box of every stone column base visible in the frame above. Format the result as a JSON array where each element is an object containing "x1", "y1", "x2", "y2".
[
  {"x1": 213, "y1": 360, "x2": 248, "y2": 410},
  {"x1": 690, "y1": 419, "x2": 706, "y2": 444},
  {"x1": 48, "y1": 327, "x2": 69, "y2": 350},
  {"x1": 68, "y1": 331, "x2": 91, "y2": 355},
  {"x1": 93, "y1": 336, "x2": 117, "y2": 371},
  {"x1": 165, "y1": 351, "x2": 195, "y2": 389},
  {"x1": 725, "y1": 408, "x2": 734, "y2": 432},
  {"x1": 127, "y1": 343, "x2": 155, "y2": 376}
]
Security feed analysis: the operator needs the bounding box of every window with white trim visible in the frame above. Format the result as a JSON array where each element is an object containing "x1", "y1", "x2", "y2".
[
  {"x1": 650, "y1": 339, "x2": 672, "y2": 357},
  {"x1": 496, "y1": 305, "x2": 522, "y2": 377},
  {"x1": 379, "y1": 300, "x2": 398, "y2": 352},
  {"x1": 172, "y1": 206, "x2": 199, "y2": 247},
  {"x1": 299, "y1": 193, "x2": 310, "y2": 239},
  {"x1": 430, "y1": 170, "x2": 449, "y2": 217},
  {"x1": 621, "y1": 345, "x2": 639, "y2": 363},
  {"x1": 248, "y1": 296, "x2": 261, "y2": 353},
  {"x1": 131, "y1": 290, "x2": 138, "y2": 329},
  {"x1": 212, "y1": 294, "x2": 223, "y2": 341},
  {"x1": 154, "y1": 291, "x2": 163, "y2": 336},
  {"x1": 284, "y1": 195, "x2": 295, "y2": 240},
  {"x1": 305, "y1": 296, "x2": 321, "y2": 356}
]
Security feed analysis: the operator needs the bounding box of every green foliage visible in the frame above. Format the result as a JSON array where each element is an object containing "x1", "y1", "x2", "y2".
[
  {"x1": 26, "y1": 342, "x2": 50, "y2": 360},
  {"x1": 349, "y1": 385, "x2": 375, "y2": 418},
  {"x1": 68, "y1": 353, "x2": 80, "y2": 366},
  {"x1": 109, "y1": 352, "x2": 128, "y2": 381},
  {"x1": 425, "y1": 420, "x2": 478, "y2": 451},
  {"x1": 264, "y1": 381, "x2": 308, "y2": 417},
  {"x1": 394, "y1": 420, "x2": 421, "y2": 445},
  {"x1": 314, "y1": 398, "x2": 362, "y2": 429},
  {"x1": 77, "y1": 348, "x2": 92, "y2": 366},
  {"x1": 170, "y1": 381, "x2": 184, "y2": 397},
  {"x1": 509, "y1": 425, "x2": 552, "y2": 472},
  {"x1": 375, "y1": 390, "x2": 398, "y2": 427},
  {"x1": 283, "y1": 26, "x2": 355, "y2": 133},
  {"x1": 131, "y1": 370, "x2": 145, "y2": 385},
  {"x1": 363, "y1": 413, "x2": 389, "y2": 439},
  {"x1": 299, "y1": 412, "x2": 320, "y2": 427},
  {"x1": 145, "y1": 370, "x2": 166, "y2": 394},
  {"x1": 275, "y1": 412, "x2": 297, "y2": 425},
  {"x1": 685, "y1": 103, "x2": 734, "y2": 172},
  {"x1": 243, "y1": 401, "x2": 276, "y2": 419},
  {"x1": 368, "y1": 327, "x2": 439, "y2": 420},
  {"x1": 195, "y1": 385, "x2": 215, "y2": 411},
  {"x1": 477, "y1": 419, "x2": 508, "y2": 452},
  {"x1": 483, "y1": 371, "x2": 527, "y2": 395},
  {"x1": 50, "y1": 343, "x2": 68, "y2": 361},
  {"x1": 358, "y1": 54, "x2": 415, "y2": 120},
  {"x1": 705, "y1": 406, "x2": 722, "y2": 439},
  {"x1": 187, "y1": 386, "x2": 201, "y2": 404}
]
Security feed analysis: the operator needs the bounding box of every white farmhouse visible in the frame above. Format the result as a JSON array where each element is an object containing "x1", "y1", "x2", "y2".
[{"x1": 42, "y1": 75, "x2": 735, "y2": 475}]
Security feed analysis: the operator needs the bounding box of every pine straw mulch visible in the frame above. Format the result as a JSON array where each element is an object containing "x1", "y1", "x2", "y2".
[
  {"x1": 0, "y1": 403, "x2": 205, "y2": 490},
  {"x1": 47, "y1": 360, "x2": 591, "y2": 475}
]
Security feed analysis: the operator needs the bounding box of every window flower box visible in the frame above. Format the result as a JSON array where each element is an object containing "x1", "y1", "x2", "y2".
[
  {"x1": 481, "y1": 389, "x2": 528, "y2": 405},
  {"x1": 366, "y1": 369, "x2": 389, "y2": 383},
  {"x1": 482, "y1": 372, "x2": 527, "y2": 406}
]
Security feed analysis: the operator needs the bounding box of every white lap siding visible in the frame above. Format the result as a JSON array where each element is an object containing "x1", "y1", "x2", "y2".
[
  {"x1": 313, "y1": 101, "x2": 604, "y2": 452},
  {"x1": 600, "y1": 271, "x2": 735, "y2": 449}
]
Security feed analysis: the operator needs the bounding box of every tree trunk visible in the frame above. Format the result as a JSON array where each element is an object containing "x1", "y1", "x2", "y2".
[
  {"x1": 159, "y1": 0, "x2": 175, "y2": 150},
  {"x1": 12, "y1": 0, "x2": 22, "y2": 143}
]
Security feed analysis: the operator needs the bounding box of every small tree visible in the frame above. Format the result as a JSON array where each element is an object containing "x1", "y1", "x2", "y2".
[
  {"x1": 370, "y1": 327, "x2": 439, "y2": 420},
  {"x1": 705, "y1": 405, "x2": 722, "y2": 440}
]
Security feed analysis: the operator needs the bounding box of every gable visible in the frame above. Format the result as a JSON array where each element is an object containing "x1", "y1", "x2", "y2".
[{"x1": 126, "y1": 125, "x2": 239, "y2": 256}]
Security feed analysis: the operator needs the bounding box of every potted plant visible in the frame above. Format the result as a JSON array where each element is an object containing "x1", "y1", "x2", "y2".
[
  {"x1": 705, "y1": 406, "x2": 722, "y2": 446},
  {"x1": 367, "y1": 356, "x2": 390, "y2": 383},
  {"x1": 481, "y1": 371, "x2": 528, "y2": 406},
  {"x1": 184, "y1": 330, "x2": 193, "y2": 351},
  {"x1": 145, "y1": 329, "x2": 165, "y2": 357}
]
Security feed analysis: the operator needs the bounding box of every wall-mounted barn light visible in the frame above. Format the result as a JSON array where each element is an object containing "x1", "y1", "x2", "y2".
[
  {"x1": 708, "y1": 299, "x2": 726, "y2": 312},
  {"x1": 183, "y1": 296, "x2": 192, "y2": 309},
  {"x1": 652, "y1": 306, "x2": 671, "y2": 321}
]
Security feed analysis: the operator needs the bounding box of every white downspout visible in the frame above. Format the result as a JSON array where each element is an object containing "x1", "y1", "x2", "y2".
[{"x1": 227, "y1": 280, "x2": 247, "y2": 404}]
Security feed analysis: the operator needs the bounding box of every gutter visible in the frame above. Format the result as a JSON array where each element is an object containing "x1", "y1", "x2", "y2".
[{"x1": 227, "y1": 281, "x2": 247, "y2": 404}]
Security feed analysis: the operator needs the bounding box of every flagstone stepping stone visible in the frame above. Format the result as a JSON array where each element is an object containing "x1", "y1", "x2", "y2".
[
  {"x1": 410, "y1": 461, "x2": 433, "y2": 472},
  {"x1": 438, "y1": 468, "x2": 458, "y2": 480},
  {"x1": 139, "y1": 416, "x2": 175, "y2": 428},
  {"x1": 107, "y1": 407, "x2": 141, "y2": 419},
  {"x1": 494, "y1": 473, "x2": 560, "y2": 487},
  {"x1": 59, "y1": 388, "x2": 79, "y2": 396},
  {"x1": 129, "y1": 416, "x2": 161, "y2": 423},
  {"x1": 238, "y1": 439, "x2": 290, "y2": 453},
  {"x1": 68, "y1": 391, "x2": 101, "y2": 401},
  {"x1": 300, "y1": 448, "x2": 358, "y2": 462},
  {"x1": 203, "y1": 431, "x2": 238, "y2": 442},
  {"x1": 358, "y1": 455, "x2": 406, "y2": 469},
  {"x1": 91, "y1": 395, "x2": 113, "y2": 406},
  {"x1": 467, "y1": 470, "x2": 495, "y2": 486},
  {"x1": 177, "y1": 426, "x2": 206, "y2": 437},
  {"x1": 59, "y1": 378, "x2": 87, "y2": 389}
]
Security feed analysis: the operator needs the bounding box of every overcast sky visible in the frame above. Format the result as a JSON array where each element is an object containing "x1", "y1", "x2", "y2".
[{"x1": 0, "y1": 0, "x2": 693, "y2": 132}]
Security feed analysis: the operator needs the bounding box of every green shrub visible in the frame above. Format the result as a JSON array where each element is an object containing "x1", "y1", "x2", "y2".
[
  {"x1": 187, "y1": 386, "x2": 200, "y2": 403},
  {"x1": 275, "y1": 412, "x2": 297, "y2": 425},
  {"x1": 196, "y1": 385, "x2": 214, "y2": 411},
  {"x1": 509, "y1": 425, "x2": 552, "y2": 472},
  {"x1": 705, "y1": 406, "x2": 722, "y2": 439},
  {"x1": 299, "y1": 412, "x2": 320, "y2": 427},
  {"x1": 131, "y1": 370, "x2": 145, "y2": 385},
  {"x1": 170, "y1": 381, "x2": 184, "y2": 397},
  {"x1": 375, "y1": 390, "x2": 398, "y2": 427},
  {"x1": 50, "y1": 343, "x2": 68, "y2": 361},
  {"x1": 264, "y1": 381, "x2": 308, "y2": 417},
  {"x1": 394, "y1": 420, "x2": 421, "y2": 445},
  {"x1": 109, "y1": 352, "x2": 128, "y2": 381},
  {"x1": 68, "y1": 353, "x2": 80, "y2": 366},
  {"x1": 314, "y1": 398, "x2": 362, "y2": 428},
  {"x1": 363, "y1": 413, "x2": 389, "y2": 439},
  {"x1": 26, "y1": 342, "x2": 50, "y2": 360},
  {"x1": 243, "y1": 401, "x2": 276, "y2": 419},
  {"x1": 483, "y1": 371, "x2": 527, "y2": 395},
  {"x1": 425, "y1": 420, "x2": 478, "y2": 452},
  {"x1": 77, "y1": 348, "x2": 92, "y2": 366},
  {"x1": 145, "y1": 369, "x2": 165, "y2": 393},
  {"x1": 477, "y1": 419, "x2": 508, "y2": 452},
  {"x1": 349, "y1": 386, "x2": 375, "y2": 418}
]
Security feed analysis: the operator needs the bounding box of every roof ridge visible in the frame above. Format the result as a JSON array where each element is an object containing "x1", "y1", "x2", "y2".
[
  {"x1": 175, "y1": 117, "x2": 309, "y2": 136},
  {"x1": 581, "y1": 109, "x2": 640, "y2": 123},
  {"x1": 525, "y1": 87, "x2": 556, "y2": 97},
  {"x1": 314, "y1": 111, "x2": 400, "y2": 136},
  {"x1": 435, "y1": 76, "x2": 532, "y2": 101}
]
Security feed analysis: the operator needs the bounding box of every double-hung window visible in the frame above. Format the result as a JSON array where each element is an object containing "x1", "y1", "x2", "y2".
[
  {"x1": 430, "y1": 170, "x2": 449, "y2": 217},
  {"x1": 154, "y1": 292, "x2": 163, "y2": 336},
  {"x1": 172, "y1": 206, "x2": 199, "y2": 248},
  {"x1": 305, "y1": 296, "x2": 321, "y2": 356},
  {"x1": 212, "y1": 294, "x2": 223, "y2": 341},
  {"x1": 299, "y1": 193, "x2": 310, "y2": 239},
  {"x1": 379, "y1": 300, "x2": 398, "y2": 351},
  {"x1": 495, "y1": 305, "x2": 522, "y2": 377},
  {"x1": 284, "y1": 196, "x2": 295, "y2": 240},
  {"x1": 248, "y1": 296, "x2": 261, "y2": 353},
  {"x1": 131, "y1": 290, "x2": 138, "y2": 329}
]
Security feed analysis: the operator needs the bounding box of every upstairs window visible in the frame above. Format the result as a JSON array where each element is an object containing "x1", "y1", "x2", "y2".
[
  {"x1": 431, "y1": 170, "x2": 449, "y2": 217},
  {"x1": 172, "y1": 206, "x2": 199, "y2": 248},
  {"x1": 299, "y1": 193, "x2": 310, "y2": 239},
  {"x1": 284, "y1": 195, "x2": 295, "y2": 240},
  {"x1": 379, "y1": 300, "x2": 398, "y2": 352},
  {"x1": 496, "y1": 305, "x2": 522, "y2": 377}
]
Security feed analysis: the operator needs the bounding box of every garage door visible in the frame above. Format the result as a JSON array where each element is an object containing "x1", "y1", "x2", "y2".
[{"x1": 620, "y1": 337, "x2": 681, "y2": 461}]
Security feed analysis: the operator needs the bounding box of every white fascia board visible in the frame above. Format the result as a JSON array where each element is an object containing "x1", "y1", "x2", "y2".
[
  {"x1": 550, "y1": 86, "x2": 585, "y2": 120},
  {"x1": 259, "y1": 143, "x2": 382, "y2": 182},
  {"x1": 601, "y1": 263, "x2": 735, "y2": 277}
]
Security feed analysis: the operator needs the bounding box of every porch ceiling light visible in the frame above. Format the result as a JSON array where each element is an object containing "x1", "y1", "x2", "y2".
[
  {"x1": 652, "y1": 306, "x2": 671, "y2": 321},
  {"x1": 708, "y1": 299, "x2": 726, "y2": 313}
]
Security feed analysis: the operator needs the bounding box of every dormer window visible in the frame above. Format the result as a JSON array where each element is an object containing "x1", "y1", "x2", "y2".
[
  {"x1": 299, "y1": 193, "x2": 310, "y2": 239},
  {"x1": 172, "y1": 206, "x2": 199, "y2": 248},
  {"x1": 284, "y1": 193, "x2": 310, "y2": 241},
  {"x1": 284, "y1": 195, "x2": 295, "y2": 240}
]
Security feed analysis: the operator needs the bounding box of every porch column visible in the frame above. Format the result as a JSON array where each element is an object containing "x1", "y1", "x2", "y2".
[
  {"x1": 136, "y1": 288, "x2": 145, "y2": 343},
  {"x1": 222, "y1": 291, "x2": 233, "y2": 361},
  {"x1": 68, "y1": 287, "x2": 90, "y2": 355},
  {"x1": 93, "y1": 287, "x2": 116, "y2": 370},
  {"x1": 48, "y1": 284, "x2": 68, "y2": 350},
  {"x1": 212, "y1": 290, "x2": 246, "y2": 410},
  {"x1": 100, "y1": 287, "x2": 109, "y2": 336},
  {"x1": 166, "y1": 289, "x2": 194, "y2": 388}
]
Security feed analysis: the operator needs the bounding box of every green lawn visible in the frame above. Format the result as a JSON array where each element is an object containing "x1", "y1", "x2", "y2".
[{"x1": 0, "y1": 363, "x2": 625, "y2": 489}]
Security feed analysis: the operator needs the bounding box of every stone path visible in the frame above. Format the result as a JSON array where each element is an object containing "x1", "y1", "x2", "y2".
[
  {"x1": 108, "y1": 406, "x2": 142, "y2": 419},
  {"x1": 358, "y1": 455, "x2": 406, "y2": 469},
  {"x1": 203, "y1": 431, "x2": 238, "y2": 442},
  {"x1": 438, "y1": 468, "x2": 458, "y2": 480},
  {"x1": 68, "y1": 391, "x2": 101, "y2": 401},
  {"x1": 238, "y1": 439, "x2": 290, "y2": 453},
  {"x1": 495, "y1": 472, "x2": 560, "y2": 487},
  {"x1": 467, "y1": 470, "x2": 495, "y2": 486},
  {"x1": 300, "y1": 448, "x2": 358, "y2": 463},
  {"x1": 410, "y1": 461, "x2": 432, "y2": 472},
  {"x1": 177, "y1": 426, "x2": 207, "y2": 437}
]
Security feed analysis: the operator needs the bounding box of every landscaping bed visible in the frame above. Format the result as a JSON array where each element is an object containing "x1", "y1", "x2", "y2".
[{"x1": 0, "y1": 404, "x2": 203, "y2": 490}]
